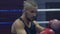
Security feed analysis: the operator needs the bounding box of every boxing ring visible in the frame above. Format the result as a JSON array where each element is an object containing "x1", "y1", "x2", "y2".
[
  {"x1": 37, "y1": 9, "x2": 60, "y2": 23},
  {"x1": 0, "y1": 9, "x2": 60, "y2": 34},
  {"x1": 0, "y1": 9, "x2": 60, "y2": 24}
]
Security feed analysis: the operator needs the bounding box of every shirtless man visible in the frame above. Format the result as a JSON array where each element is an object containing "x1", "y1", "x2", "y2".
[{"x1": 11, "y1": 1, "x2": 44, "y2": 34}]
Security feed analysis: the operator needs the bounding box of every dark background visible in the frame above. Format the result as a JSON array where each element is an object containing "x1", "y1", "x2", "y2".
[
  {"x1": 46, "y1": 2, "x2": 60, "y2": 20},
  {"x1": 0, "y1": 0, "x2": 24, "y2": 34}
]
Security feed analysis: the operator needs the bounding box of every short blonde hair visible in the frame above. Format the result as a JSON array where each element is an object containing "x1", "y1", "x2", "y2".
[{"x1": 23, "y1": 0, "x2": 38, "y2": 11}]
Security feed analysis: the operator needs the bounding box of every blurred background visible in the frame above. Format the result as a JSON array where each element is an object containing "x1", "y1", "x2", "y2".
[
  {"x1": 0, "y1": 0, "x2": 24, "y2": 34},
  {"x1": 0, "y1": 0, "x2": 60, "y2": 34}
]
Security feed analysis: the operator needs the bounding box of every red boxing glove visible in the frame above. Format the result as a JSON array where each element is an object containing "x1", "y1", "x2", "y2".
[{"x1": 40, "y1": 28, "x2": 55, "y2": 34}]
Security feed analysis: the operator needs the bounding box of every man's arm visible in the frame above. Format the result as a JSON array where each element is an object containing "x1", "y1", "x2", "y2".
[
  {"x1": 33, "y1": 21, "x2": 45, "y2": 32},
  {"x1": 15, "y1": 27, "x2": 27, "y2": 34},
  {"x1": 11, "y1": 19, "x2": 27, "y2": 34}
]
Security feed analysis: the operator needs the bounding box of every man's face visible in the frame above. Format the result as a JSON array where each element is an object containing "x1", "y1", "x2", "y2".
[{"x1": 25, "y1": 7, "x2": 37, "y2": 21}]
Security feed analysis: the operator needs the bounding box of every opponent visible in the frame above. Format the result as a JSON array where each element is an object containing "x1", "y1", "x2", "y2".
[{"x1": 11, "y1": 0, "x2": 45, "y2": 34}]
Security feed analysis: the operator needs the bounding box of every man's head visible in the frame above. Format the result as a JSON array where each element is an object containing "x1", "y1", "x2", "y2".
[{"x1": 22, "y1": 1, "x2": 38, "y2": 21}]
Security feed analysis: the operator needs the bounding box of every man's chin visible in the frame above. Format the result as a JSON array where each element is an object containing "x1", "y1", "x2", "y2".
[
  {"x1": 31, "y1": 19, "x2": 35, "y2": 21},
  {"x1": 26, "y1": 17, "x2": 34, "y2": 21},
  {"x1": 28, "y1": 19, "x2": 34, "y2": 21}
]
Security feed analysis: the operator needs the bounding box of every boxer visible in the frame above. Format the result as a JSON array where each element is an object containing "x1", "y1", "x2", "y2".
[{"x1": 11, "y1": 0, "x2": 45, "y2": 34}]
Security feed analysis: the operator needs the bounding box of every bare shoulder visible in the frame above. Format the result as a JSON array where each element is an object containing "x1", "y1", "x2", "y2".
[
  {"x1": 12, "y1": 19, "x2": 24, "y2": 28},
  {"x1": 11, "y1": 19, "x2": 27, "y2": 34}
]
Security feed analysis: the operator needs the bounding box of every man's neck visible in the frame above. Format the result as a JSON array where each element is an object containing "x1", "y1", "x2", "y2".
[
  {"x1": 20, "y1": 15, "x2": 32, "y2": 28},
  {"x1": 21, "y1": 15, "x2": 30, "y2": 25}
]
